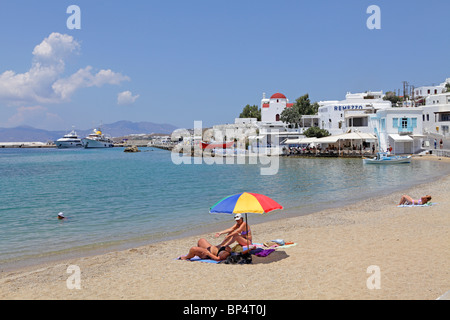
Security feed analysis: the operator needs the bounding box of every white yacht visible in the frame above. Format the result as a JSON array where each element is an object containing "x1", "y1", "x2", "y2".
[
  {"x1": 82, "y1": 129, "x2": 114, "y2": 148},
  {"x1": 55, "y1": 129, "x2": 84, "y2": 148}
]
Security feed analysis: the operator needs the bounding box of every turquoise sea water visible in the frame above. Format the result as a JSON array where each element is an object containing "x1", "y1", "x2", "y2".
[{"x1": 1, "y1": 147, "x2": 449, "y2": 269}]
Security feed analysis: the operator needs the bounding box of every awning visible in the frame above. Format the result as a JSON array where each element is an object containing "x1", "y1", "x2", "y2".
[
  {"x1": 315, "y1": 136, "x2": 340, "y2": 143},
  {"x1": 338, "y1": 132, "x2": 376, "y2": 140},
  {"x1": 299, "y1": 137, "x2": 318, "y2": 143},
  {"x1": 389, "y1": 134, "x2": 413, "y2": 142},
  {"x1": 283, "y1": 132, "x2": 378, "y2": 145},
  {"x1": 410, "y1": 134, "x2": 426, "y2": 138},
  {"x1": 248, "y1": 135, "x2": 266, "y2": 140},
  {"x1": 318, "y1": 132, "x2": 377, "y2": 142},
  {"x1": 283, "y1": 138, "x2": 302, "y2": 144},
  {"x1": 352, "y1": 132, "x2": 377, "y2": 141},
  {"x1": 283, "y1": 137, "x2": 317, "y2": 144}
]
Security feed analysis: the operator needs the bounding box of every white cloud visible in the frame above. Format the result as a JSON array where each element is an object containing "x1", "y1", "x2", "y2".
[
  {"x1": 0, "y1": 32, "x2": 129, "y2": 105},
  {"x1": 32, "y1": 32, "x2": 80, "y2": 66},
  {"x1": 117, "y1": 90, "x2": 140, "y2": 105},
  {"x1": 53, "y1": 66, "x2": 130, "y2": 101}
]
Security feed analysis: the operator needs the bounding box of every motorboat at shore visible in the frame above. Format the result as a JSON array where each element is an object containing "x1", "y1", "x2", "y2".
[
  {"x1": 55, "y1": 129, "x2": 84, "y2": 148},
  {"x1": 82, "y1": 129, "x2": 114, "y2": 148},
  {"x1": 200, "y1": 141, "x2": 234, "y2": 149},
  {"x1": 363, "y1": 152, "x2": 411, "y2": 164}
]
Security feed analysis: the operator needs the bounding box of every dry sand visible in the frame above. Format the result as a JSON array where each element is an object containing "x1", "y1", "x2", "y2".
[{"x1": 1, "y1": 155, "x2": 449, "y2": 300}]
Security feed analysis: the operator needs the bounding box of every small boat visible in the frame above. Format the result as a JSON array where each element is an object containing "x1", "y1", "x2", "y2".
[
  {"x1": 363, "y1": 152, "x2": 411, "y2": 164},
  {"x1": 200, "y1": 141, "x2": 234, "y2": 149},
  {"x1": 55, "y1": 129, "x2": 84, "y2": 148},
  {"x1": 82, "y1": 129, "x2": 114, "y2": 148}
]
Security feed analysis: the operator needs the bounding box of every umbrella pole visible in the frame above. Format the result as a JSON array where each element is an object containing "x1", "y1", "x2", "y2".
[{"x1": 245, "y1": 213, "x2": 249, "y2": 253}]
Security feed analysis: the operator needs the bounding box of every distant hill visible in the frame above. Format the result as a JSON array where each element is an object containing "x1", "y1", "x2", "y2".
[
  {"x1": 0, "y1": 121, "x2": 179, "y2": 142},
  {"x1": 0, "y1": 126, "x2": 64, "y2": 142},
  {"x1": 100, "y1": 121, "x2": 178, "y2": 137}
]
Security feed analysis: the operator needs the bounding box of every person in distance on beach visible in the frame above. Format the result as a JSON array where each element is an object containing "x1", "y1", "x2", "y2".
[
  {"x1": 180, "y1": 238, "x2": 231, "y2": 261},
  {"x1": 398, "y1": 194, "x2": 432, "y2": 206},
  {"x1": 215, "y1": 213, "x2": 252, "y2": 247},
  {"x1": 57, "y1": 212, "x2": 66, "y2": 220}
]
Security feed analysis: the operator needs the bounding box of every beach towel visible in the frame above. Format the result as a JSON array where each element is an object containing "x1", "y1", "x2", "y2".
[
  {"x1": 273, "y1": 243, "x2": 298, "y2": 249},
  {"x1": 254, "y1": 249, "x2": 275, "y2": 257},
  {"x1": 245, "y1": 242, "x2": 298, "y2": 250},
  {"x1": 189, "y1": 256, "x2": 220, "y2": 264},
  {"x1": 177, "y1": 242, "x2": 297, "y2": 264},
  {"x1": 397, "y1": 202, "x2": 436, "y2": 208},
  {"x1": 176, "y1": 255, "x2": 220, "y2": 263}
]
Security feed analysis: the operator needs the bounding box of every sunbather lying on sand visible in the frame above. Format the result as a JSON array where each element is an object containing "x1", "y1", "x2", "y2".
[
  {"x1": 180, "y1": 238, "x2": 232, "y2": 261},
  {"x1": 398, "y1": 194, "x2": 432, "y2": 206}
]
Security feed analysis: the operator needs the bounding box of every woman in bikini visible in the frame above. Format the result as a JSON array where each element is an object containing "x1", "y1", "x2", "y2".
[
  {"x1": 215, "y1": 213, "x2": 252, "y2": 247},
  {"x1": 180, "y1": 238, "x2": 231, "y2": 261},
  {"x1": 398, "y1": 194, "x2": 432, "y2": 206}
]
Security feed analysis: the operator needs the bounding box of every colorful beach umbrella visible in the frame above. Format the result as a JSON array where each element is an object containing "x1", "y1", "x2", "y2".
[
  {"x1": 209, "y1": 192, "x2": 283, "y2": 254},
  {"x1": 209, "y1": 192, "x2": 283, "y2": 215}
]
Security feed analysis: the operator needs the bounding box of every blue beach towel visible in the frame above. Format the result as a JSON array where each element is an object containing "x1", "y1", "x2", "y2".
[
  {"x1": 176, "y1": 255, "x2": 220, "y2": 263},
  {"x1": 397, "y1": 202, "x2": 436, "y2": 208},
  {"x1": 189, "y1": 257, "x2": 220, "y2": 264}
]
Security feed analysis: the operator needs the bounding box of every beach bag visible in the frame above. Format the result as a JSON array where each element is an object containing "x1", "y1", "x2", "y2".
[
  {"x1": 231, "y1": 244, "x2": 243, "y2": 253},
  {"x1": 224, "y1": 252, "x2": 252, "y2": 264}
]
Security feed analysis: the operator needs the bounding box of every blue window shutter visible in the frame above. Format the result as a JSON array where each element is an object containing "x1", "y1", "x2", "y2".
[{"x1": 393, "y1": 118, "x2": 398, "y2": 128}]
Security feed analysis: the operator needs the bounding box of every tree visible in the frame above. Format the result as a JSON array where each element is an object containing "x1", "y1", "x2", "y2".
[
  {"x1": 239, "y1": 104, "x2": 261, "y2": 121},
  {"x1": 279, "y1": 104, "x2": 302, "y2": 126},
  {"x1": 303, "y1": 127, "x2": 331, "y2": 138},
  {"x1": 280, "y1": 93, "x2": 319, "y2": 127},
  {"x1": 383, "y1": 91, "x2": 402, "y2": 106},
  {"x1": 445, "y1": 83, "x2": 450, "y2": 93}
]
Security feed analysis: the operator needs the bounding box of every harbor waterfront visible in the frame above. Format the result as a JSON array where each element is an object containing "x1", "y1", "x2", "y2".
[
  {"x1": 1, "y1": 1, "x2": 450, "y2": 303},
  {"x1": 1, "y1": 147, "x2": 449, "y2": 271}
]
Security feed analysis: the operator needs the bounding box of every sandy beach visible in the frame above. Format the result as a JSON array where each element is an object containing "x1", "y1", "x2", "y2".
[{"x1": 1, "y1": 155, "x2": 449, "y2": 300}]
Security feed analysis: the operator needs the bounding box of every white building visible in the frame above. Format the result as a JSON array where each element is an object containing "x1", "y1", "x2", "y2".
[
  {"x1": 422, "y1": 92, "x2": 450, "y2": 137},
  {"x1": 372, "y1": 108, "x2": 424, "y2": 154},
  {"x1": 234, "y1": 118, "x2": 258, "y2": 125},
  {"x1": 414, "y1": 78, "x2": 450, "y2": 98},
  {"x1": 314, "y1": 91, "x2": 428, "y2": 153},
  {"x1": 317, "y1": 91, "x2": 391, "y2": 135},
  {"x1": 257, "y1": 92, "x2": 301, "y2": 146},
  {"x1": 261, "y1": 92, "x2": 294, "y2": 123},
  {"x1": 249, "y1": 87, "x2": 448, "y2": 154}
]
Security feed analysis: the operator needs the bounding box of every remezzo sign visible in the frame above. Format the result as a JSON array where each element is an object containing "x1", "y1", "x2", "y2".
[{"x1": 334, "y1": 105, "x2": 363, "y2": 111}]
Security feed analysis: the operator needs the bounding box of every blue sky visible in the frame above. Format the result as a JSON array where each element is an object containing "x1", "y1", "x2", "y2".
[{"x1": 0, "y1": 0, "x2": 449, "y2": 131}]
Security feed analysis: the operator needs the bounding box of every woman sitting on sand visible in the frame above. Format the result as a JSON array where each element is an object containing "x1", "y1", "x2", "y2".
[
  {"x1": 180, "y1": 238, "x2": 232, "y2": 261},
  {"x1": 398, "y1": 194, "x2": 432, "y2": 206},
  {"x1": 215, "y1": 213, "x2": 252, "y2": 247}
]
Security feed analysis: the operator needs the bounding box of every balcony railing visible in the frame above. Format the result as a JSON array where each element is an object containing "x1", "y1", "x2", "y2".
[{"x1": 398, "y1": 125, "x2": 413, "y2": 134}]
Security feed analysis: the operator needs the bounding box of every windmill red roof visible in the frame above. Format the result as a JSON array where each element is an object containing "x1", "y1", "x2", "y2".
[{"x1": 270, "y1": 92, "x2": 287, "y2": 99}]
